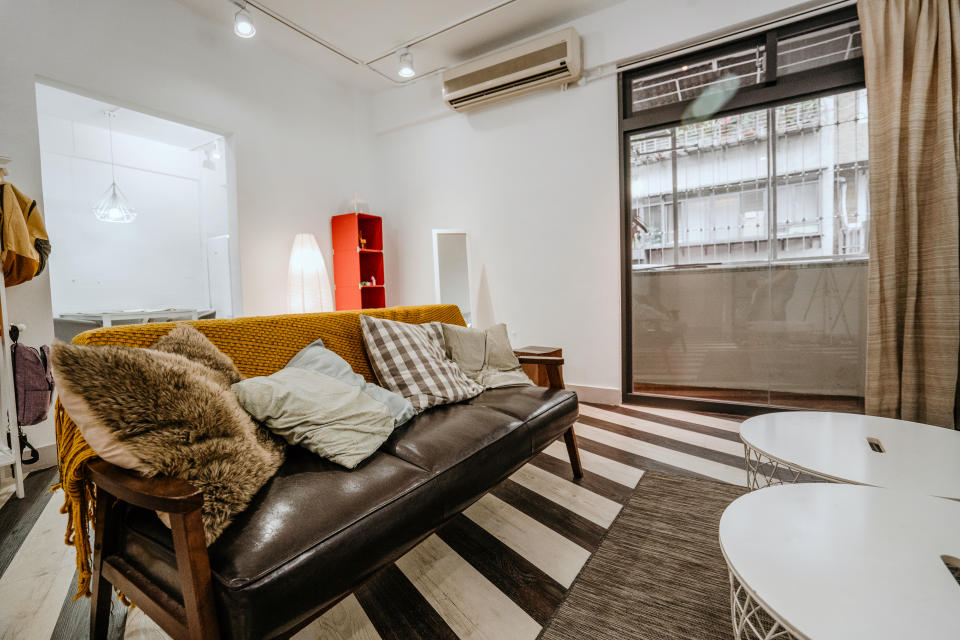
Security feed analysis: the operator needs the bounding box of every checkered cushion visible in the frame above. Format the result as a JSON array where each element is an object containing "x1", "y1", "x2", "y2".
[{"x1": 360, "y1": 315, "x2": 483, "y2": 412}]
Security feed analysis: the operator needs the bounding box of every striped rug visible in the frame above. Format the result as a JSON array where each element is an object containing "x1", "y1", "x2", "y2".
[{"x1": 0, "y1": 403, "x2": 751, "y2": 640}]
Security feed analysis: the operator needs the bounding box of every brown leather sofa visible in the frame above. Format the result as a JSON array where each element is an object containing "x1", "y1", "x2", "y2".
[{"x1": 79, "y1": 306, "x2": 582, "y2": 640}]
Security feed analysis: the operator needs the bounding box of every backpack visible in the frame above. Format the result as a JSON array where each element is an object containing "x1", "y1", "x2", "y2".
[{"x1": 8, "y1": 333, "x2": 54, "y2": 464}]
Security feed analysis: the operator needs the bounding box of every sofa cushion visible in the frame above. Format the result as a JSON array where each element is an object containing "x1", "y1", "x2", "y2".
[
  {"x1": 380, "y1": 403, "x2": 523, "y2": 473},
  {"x1": 285, "y1": 338, "x2": 415, "y2": 426},
  {"x1": 442, "y1": 323, "x2": 534, "y2": 389},
  {"x1": 359, "y1": 315, "x2": 482, "y2": 412},
  {"x1": 232, "y1": 368, "x2": 399, "y2": 469},
  {"x1": 150, "y1": 323, "x2": 243, "y2": 387},
  {"x1": 123, "y1": 447, "x2": 432, "y2": 585},
  {"x1": 231, "y1": 339, "x2": 414, "y2": 469},
  {"x1": 469, "y1": 386, "x2": 579, "y2": 448}
]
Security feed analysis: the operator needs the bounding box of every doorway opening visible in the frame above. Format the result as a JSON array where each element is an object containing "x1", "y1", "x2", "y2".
[
  {"x1": 35, "y1": 83, "x2": 239, "y2": 338},
  {"x1": 433, "y1": 230, "x2": 472, "y2": 326}
]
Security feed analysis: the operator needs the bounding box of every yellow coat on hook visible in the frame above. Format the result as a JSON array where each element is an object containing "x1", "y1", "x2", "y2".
[{"x1": 0, "y1": 181, "x2": 50, "y2": 287}]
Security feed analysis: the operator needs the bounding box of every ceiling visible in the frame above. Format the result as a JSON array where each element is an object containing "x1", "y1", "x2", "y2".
[
  {"x1": 36, "y1": 84, "x2": 221, "y2": 149},
  {"x1": 174, "y1": 0, "x2": 625, "y2": 89}
]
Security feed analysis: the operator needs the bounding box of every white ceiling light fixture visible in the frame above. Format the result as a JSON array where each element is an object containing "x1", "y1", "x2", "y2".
[
  {"x1": 92, "y1": 110, "x2": 138, "y2": 224},
  {"x1": 397, "y1": 47, "x2": 415, "y2": 78},
  {"x1": 233, "y1": 1, "x2": 256, "y2": 38}
]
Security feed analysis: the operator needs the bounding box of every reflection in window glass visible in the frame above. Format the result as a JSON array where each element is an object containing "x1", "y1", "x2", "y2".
[
  {"x1": 630, "y1": 46, "x2": 766, "y2": 113},
  {"x1": 777, "y1": 20, "x2": 862, "y2": 76},
  {"x1": 629, "y1": 88, "x2": 869, "y2": 266}
]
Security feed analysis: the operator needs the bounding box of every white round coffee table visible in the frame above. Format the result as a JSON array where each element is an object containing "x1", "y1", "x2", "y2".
[
  {"x1": 740, "y1": 411, "x2": 960, "y2": 499},
  {"x1": 720, "y1": 484, "x2": 960, "y2": 640}
]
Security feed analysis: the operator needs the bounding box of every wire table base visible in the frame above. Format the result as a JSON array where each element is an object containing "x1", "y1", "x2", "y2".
[
  {"x1": 743, "y1": 444, "x2": 804, "y2": 490},
  {"x1": 729, "y1": 569, "x2": 800, "y2": 640}
]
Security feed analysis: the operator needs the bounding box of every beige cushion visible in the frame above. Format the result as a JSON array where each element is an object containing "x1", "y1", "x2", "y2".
[
  {"x1": 51, "y1": 341, "x2": 284, "y2": 545},
  {"x1": 442, "y1": 323, "x2": 534, "y2": 389}
]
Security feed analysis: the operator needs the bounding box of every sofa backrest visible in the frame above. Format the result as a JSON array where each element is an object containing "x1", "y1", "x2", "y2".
[{"x1": 70, "y1": 305, "x2": 466, "y2": 383}]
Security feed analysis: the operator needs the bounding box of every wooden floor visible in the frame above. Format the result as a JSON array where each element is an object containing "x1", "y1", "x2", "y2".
[{"x1": 0, "y1": 403, "x2": 753, "y2": 640}]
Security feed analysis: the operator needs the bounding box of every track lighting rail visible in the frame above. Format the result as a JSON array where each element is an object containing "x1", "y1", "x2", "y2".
[{"x1": 240, "y1": 0, "x2": 519, "y2": 84}]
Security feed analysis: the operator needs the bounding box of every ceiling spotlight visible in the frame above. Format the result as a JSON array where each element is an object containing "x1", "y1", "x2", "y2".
[
  {"x1": 397, "y1": 48, "x2": 415, "y2": 78},
  {"x1": 234, "y1": 6, "x2": 256, "y2": 38}
]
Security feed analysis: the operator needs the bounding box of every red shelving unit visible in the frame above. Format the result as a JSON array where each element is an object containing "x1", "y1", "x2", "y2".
[{"x1": 331, "y1": 213, "x2": 385, "y2": 310}]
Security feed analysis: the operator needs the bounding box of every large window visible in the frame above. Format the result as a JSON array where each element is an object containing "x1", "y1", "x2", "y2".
[
  {"x1": 631, "y1": 89, "x2": 869, "y2": 267},
  {"x1": 620, "y1": 8, "x2": 869, "y2": 410}
]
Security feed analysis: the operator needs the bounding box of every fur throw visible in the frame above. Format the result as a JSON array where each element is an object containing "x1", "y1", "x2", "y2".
[
  {"x1": 150, "y1": 324, "x2": 286, "y2": 463},
  {"x1": 150, "y1": 324, "x2": 244, "y2": 387},
  {"x1": 52, "y1": 340, "x2": 285, "y2": 544}
]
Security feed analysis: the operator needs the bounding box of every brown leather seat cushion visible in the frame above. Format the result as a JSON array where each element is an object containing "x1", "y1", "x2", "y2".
[
  {"x1": 469, "y1": 386, "x2": 579, "y2": 448},
  {"x1": 381, "y1": 403, "x2": 524, "y2": 472},
  {"x1": 120, "y1": 388, "x2": 579, "y2": 639}
]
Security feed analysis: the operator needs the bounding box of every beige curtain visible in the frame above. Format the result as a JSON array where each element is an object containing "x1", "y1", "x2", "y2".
[{"x1": 859, "y1": 0, "x2": 960, "y2": 428}]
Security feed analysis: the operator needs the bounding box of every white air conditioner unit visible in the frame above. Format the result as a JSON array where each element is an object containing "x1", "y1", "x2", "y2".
[{"x1": 442, "y1": 27, "x2": 583, "y2": 112}]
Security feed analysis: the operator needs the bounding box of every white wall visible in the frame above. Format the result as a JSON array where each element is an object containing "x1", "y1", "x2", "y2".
[
  {"x1": 0, "y1": 0, "x2": 373, "y2": 448},
  {"x1": 371, "y1": 0, "x2": 813, "y2": 395}
]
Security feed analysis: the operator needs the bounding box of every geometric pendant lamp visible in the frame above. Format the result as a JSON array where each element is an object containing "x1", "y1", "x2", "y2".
[{"x1": 92, "y1": 109, "x2": 137, "y2": 223}]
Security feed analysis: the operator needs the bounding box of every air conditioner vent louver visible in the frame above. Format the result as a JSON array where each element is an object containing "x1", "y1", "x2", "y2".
[
  {"x1": 442, "y1": 28, "x2": 582, "y2": 112},
  {"x1": 448, "y1": 64, "x2": 569, "y2": 107}
]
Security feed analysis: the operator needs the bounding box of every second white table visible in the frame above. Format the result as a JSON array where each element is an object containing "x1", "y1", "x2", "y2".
[
  {"x1": 720, "y1": 484, "x2": 960, "y2": 640},
  {"x1": 740, "y1": 411, "x2": 960, "y2": 499}
]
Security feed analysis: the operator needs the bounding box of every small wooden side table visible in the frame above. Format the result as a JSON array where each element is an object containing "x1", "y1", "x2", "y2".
[{"x1": 514, "y1": 345, "x2": 562, "y2": 386}]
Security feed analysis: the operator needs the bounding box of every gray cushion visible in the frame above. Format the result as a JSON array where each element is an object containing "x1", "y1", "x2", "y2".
[
  {"x1": 286, "y1": 339, "x2": 415, "y2": 426},
  {"x1": 442, "y1": 323, "x2": 534, "y2": 389},
  {"x1": 231, "y1": 339, "x2": 414, "y2": 469}
]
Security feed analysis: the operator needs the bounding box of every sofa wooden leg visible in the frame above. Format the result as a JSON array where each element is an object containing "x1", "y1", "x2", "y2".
[
  {"x1": 90, "y1": 489, "x2": 119, "y2": 640},
  {"x1": 169, "y1": 509, "x2": 221, "y2": 640},
  {"x1": 563, "y1": 426, "x2": 583, "y2": 479}
]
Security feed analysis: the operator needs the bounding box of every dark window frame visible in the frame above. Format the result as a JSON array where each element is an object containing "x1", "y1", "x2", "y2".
[{"x1": 618, "y1": 6, "x2": 866, "y2": 410}]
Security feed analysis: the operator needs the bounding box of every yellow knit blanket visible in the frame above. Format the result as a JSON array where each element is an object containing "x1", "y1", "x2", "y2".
[
  {"x1": 54, "y1": 402, "x2": 100, "y2": 599},
  {"x1": 54, "y1": 305, "x2": 465, "y2": 600}
]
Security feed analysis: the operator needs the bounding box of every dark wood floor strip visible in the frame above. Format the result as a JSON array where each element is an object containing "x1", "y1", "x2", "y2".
[
  {"x1": 489, "y1": 480, "x2": 607, "y2": 552},
  {"x1": 586, "y1": 403, "x2": 741, "y2": 443},
  {"x1": 694, "y1": 409, "x2": 748, "y2": 423},
  {"x1": 354, "y1": 564, "x2": 459, "y2": 640},
  {"x1": 0, "y1": 467, "x2": 58, "y2": 579},
  {"x1": 527, "y1": 453, "x2": 633, "y2": 504},
  {"x1": 576, "y1": 436, "x2": 720, "y2": 483},
  {"x1": 435, "y1": 515, "x2": 565, "y2": 626},
  {"x1": 51, "y1": 570, "x2": 127, "y2": 640},
  {"x1": 577, "y1": 414, "x2": 746, "y2": 469},
  {"x1": 579, "y1": 414, "x2": 810, "y2": 486}
]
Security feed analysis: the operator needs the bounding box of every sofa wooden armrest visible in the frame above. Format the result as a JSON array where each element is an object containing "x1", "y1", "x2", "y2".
[
  {"x1": 513, "y1": 350, "x2": 582, "y2": 478},
  {"x1": 86, "y1": 459, "x2": 202, "y2": 513},
  {"x1": 515, "y1": 355, "x2": 564, "y2": 366},
  {"x1": 515, "y1": 353, "x2": 566, "y2": 391},
  {"x1": 86, "y1": 459, "x2": 219, "y2": 640}
]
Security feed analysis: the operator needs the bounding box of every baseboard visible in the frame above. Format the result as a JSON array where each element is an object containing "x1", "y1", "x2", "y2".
[
  {"x1": 0, "y1": 443, "x2": 57, "y2": 478},
  {"x1": 566, "y1": 384, "x2": 621, "y2": 405}
]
